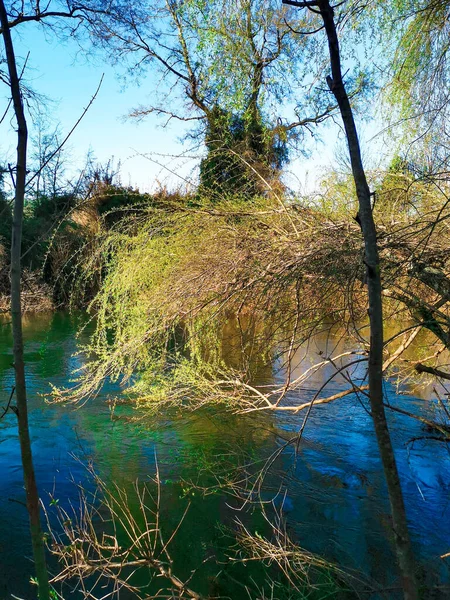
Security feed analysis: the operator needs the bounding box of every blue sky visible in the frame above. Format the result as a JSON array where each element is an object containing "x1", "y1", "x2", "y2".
[
  {"x1": 1, "y1": 21, "x2": 198, "y2": 192},
  {"x1": 0, "y1": 19, "x2": 390, "y2": 195}
]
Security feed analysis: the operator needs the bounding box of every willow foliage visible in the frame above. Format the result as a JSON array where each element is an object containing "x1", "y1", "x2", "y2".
[
  {"x1": 60, "y1": 193, "x2": 362, "y2": 410},
  {"x1": 49, "y1": 153, "x2": 450, "y2": 411},
  {"x1": 379, "y1": 0, "x2": 450, "y2": 133}
]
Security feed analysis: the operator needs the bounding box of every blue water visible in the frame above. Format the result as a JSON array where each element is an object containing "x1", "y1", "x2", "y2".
[{"x1": 0, "y1": 312, "x2": 449, "y2": 599}]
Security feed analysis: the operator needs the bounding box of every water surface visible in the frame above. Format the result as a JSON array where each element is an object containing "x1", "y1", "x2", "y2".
[{"x1": 0, "y1": 313, "x2": 449, "y2": 599}]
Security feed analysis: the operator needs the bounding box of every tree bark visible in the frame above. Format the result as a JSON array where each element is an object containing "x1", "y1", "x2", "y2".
[
  {"x1": 283, "y1": 1, "x2": 419, "y2": 598},
  {"x1": 0, "y1": 2, "x2": 51, "y2": 598},
  {"x1": 316, "y1": 3, "x2": 418, "y2": 597}
]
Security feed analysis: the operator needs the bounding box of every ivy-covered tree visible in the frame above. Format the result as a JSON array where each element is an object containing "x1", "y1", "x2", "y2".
[
  {"x1": 83, "y1": 0, "x2": 336, "y2": 195},
  {"x1": 198, "y1": 106, "x2": 289, "y2": 196}
]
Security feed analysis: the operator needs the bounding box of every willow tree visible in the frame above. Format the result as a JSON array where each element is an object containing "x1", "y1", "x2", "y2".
[
  {"x1": 283, "y1": 1, "x2": 418, "y2": 598},
  {"x1": 366, "y1": 0, "x2": 450, "y2": 364},
  {"x1": 84, "y1": 0, "x2": 336, "y2": 194},
  {"x1": 381, "y1": 0, "x2": 450, "y2": 128}
]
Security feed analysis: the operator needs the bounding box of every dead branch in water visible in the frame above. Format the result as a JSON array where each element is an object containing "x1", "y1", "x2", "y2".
[{"x1": 45, "y1": 465, "x2": 205, "y2": 600}]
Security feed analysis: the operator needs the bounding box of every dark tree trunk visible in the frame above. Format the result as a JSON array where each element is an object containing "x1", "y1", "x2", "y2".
[
  {"x1": 283, "y1": 1, "x2": 418, "y2": 598},
  {"x1": 0, "y1": 2, "x2": 51, "y2": 598}
]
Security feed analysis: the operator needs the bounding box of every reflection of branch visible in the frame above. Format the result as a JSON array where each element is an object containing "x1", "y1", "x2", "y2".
[
  {"x1": 0, "y1": 386, "x2": 15, "y2": 419},
  {"x1": 385, "y1": 402, "x2": 450, "y2": 435}
]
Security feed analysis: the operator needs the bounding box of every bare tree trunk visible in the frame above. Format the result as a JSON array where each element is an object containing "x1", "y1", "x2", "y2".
[
  {"x1": 283, "y1": 1, "x2": 418, "y2": 598},
  {"x1": 0, "y1": 3, "x2": 51, "y2": 598}
]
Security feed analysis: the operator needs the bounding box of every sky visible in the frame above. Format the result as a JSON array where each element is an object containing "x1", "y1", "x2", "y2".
[
  {"x1": 1, "y1": 21, "x2": 197, "y2": 192},
  {"x1": 0, "y1": 16, "x2": 391, "y2": 196}
]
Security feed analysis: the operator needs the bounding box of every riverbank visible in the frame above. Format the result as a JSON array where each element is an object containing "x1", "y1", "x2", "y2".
[{"x1": 0, "y1": 268, "x2": 54, "y2": 313}]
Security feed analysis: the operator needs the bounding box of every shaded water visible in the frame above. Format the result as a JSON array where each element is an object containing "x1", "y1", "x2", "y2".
[{"x1": 0, "y1": 313, "x2": 449, "y2": 598}]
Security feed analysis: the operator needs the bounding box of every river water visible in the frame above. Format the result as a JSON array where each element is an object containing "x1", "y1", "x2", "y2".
[{"x1": 0, "y1": 312, "x2": 449, "y2": 599}]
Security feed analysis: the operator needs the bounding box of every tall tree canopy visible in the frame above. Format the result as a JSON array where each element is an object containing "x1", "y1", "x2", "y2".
[{"x1": 82, "y1": 0, "x2": 341, "y2": 193}]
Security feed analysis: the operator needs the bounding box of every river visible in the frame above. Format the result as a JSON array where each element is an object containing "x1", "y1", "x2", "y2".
[{"x1": 0, "y1": 312, "x2": 449, "y2": 599}]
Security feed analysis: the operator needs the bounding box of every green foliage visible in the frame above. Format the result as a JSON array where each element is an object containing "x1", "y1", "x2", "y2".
[
  {"x1": 313, "y1": 170, "x2": 358, "y2": 219},
  {"x1": 59, "y1": 191, "x2": 362, "y2": 408},
  {"x1": 377, "y1": 158, "x2": 442, "y2": 221},
  {"x1": 199, "y1": 105, "x2": 289, "y2": 197},
  {"x1": 22, "y1": 192, "x2": 77, "y2": 272},
  {"x1": 380, "y1": 0, "x2": 450, "y2": 129},
  {"x1": 4, "y1": 176, "x2": 151, "y2": 308},
  {"x1": 57, "y1": 159, "x2": 450, "y2": 409},
  {"x1": 96, "y1": 185, "x2": 146, "y2": 226},
  {"x1": 183, "y1": 0, "x2": 310, "y2": 112}
]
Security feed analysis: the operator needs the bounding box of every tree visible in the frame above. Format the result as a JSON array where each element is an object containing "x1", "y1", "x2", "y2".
[
  {"x1": 0, "y1": 2, "x2": 102, "y2": 597},
  {"x1": 84, "y1": 0, "x2": 337, "y2": 194},
  {"x1": 283, "y1": 1, "x2": 419, "y2": 598},
  {"x1": 0, "y1": 2, "x2": 51, "y2": 597}
]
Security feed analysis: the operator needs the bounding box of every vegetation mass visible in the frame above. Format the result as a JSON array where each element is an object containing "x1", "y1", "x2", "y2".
[{"x1": 1, "y1": 1, "x2": 450, "y2": 600}]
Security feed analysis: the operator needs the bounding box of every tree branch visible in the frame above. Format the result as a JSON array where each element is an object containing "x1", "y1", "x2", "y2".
[{"x1": 415, "y1": 362, "x2": 450, "y2": 381}]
